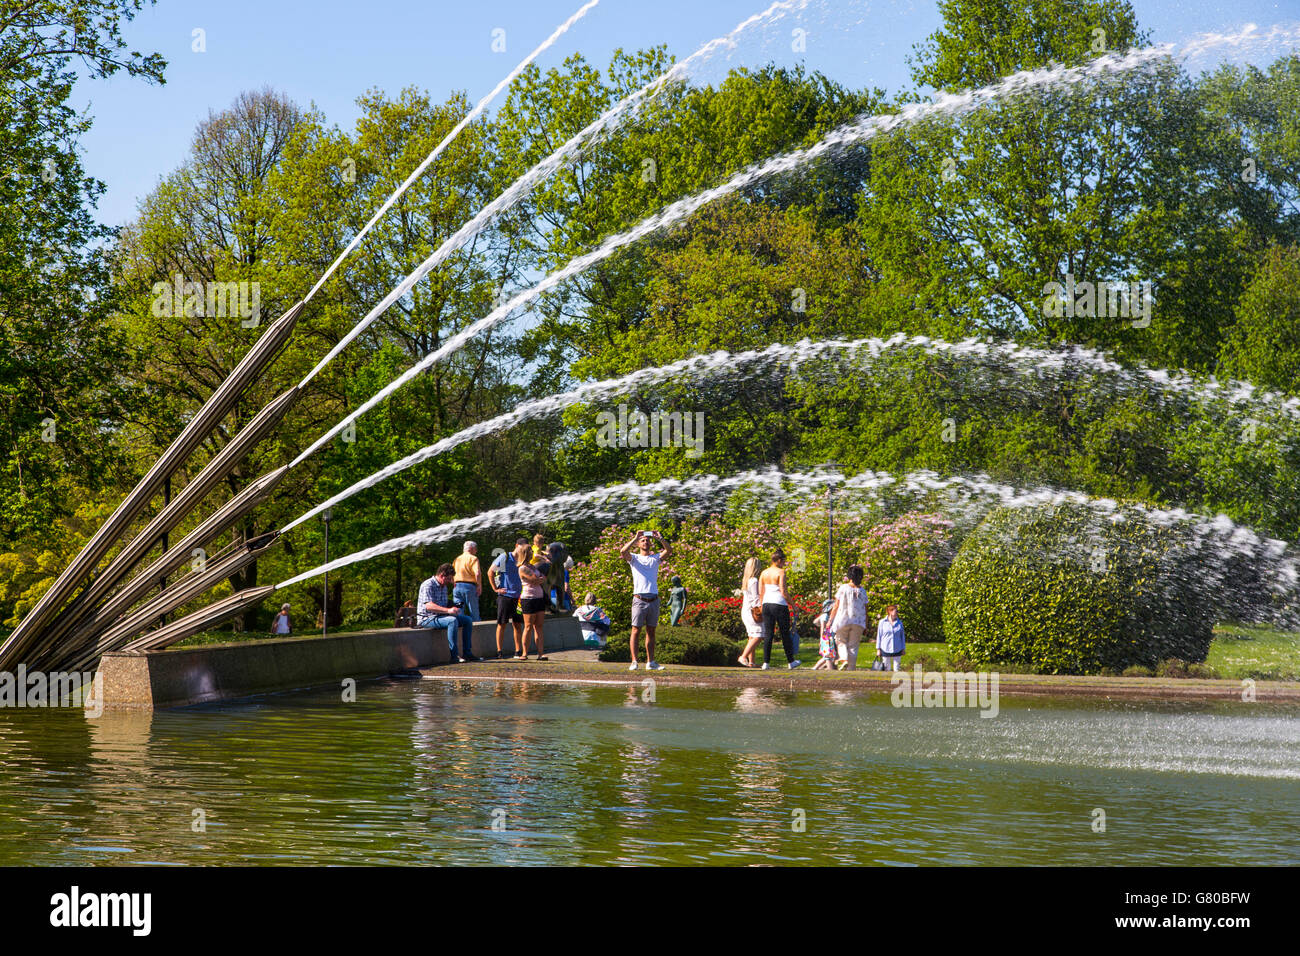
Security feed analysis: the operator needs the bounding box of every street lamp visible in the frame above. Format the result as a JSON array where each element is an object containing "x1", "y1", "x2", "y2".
[
  {"x1": 322, "y1": 508, "x2": 333, "y2": 637},
  {"x1": 822, "y1": 462, "x2": 839, "y2": 601}
]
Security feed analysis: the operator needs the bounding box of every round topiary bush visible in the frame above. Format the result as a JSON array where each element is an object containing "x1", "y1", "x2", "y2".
[
  {"x1": 943, "y1": 502, "x2": 1214, "y2": 674},
  {"x1": 598, "y1": 626, "x2": 743, "y2": 667}
]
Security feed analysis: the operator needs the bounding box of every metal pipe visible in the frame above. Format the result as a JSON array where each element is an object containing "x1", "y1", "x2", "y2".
[
  {"x1": 103, "y1": 586, "x2": 278, "y2": 658},
  {"x1": 0, "y1": 303, "x2": 303, "y2": 667},
  {"x1": 37, "y1": 466, "x2": 291, "y2": 668},
  {"x1": 63, "y1": 533, "x2": 281, "y2": 672},
  {"x1": 39, "y1": 387, "x2": 301, "y2": 648}
]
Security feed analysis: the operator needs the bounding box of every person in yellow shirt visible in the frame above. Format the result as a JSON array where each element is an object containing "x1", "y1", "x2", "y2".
[
  {"x1": 530, "y1": 532, "x2": 548, "y2": 565},
  {"x1": 452, "y1": 541, "x2": 482, "y2": 623}
]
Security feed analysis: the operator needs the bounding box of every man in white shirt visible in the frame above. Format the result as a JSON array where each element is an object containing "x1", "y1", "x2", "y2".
[{"x1": 619, "y1": 530, "x2": 673, "y2": 671}]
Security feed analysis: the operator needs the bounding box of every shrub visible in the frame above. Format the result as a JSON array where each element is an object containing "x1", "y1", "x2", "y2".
[
  {"x1": 943, "y1": 502, "x2": 1215, "y2": 675},
  {"x1": 856, "y1": 512, "x2": 954, "y2": 642},
  {"x1": 598, "y1": 626, "x2": 742, "y2": 666},
  {"x1": 681, "y1": 597, "x2": 749, "y2": 642}
]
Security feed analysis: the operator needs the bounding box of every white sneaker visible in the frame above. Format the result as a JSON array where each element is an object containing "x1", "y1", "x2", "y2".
[
  {"x1": 628, "y1": 662, "x2": 638, "y2": 671},
  {"x1": 760, "y1": 663, "x2": 769, "y2": 670},
  {"x1": 647, "y1": 661, "x2": 663, "y2": 670},
  {"x1": 788, "y1": 660, "x2": 802, "y2": 670}
]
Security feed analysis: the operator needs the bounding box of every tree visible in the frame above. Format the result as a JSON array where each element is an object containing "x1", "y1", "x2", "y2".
[{"x1": 0, "y1": 1, "x2": 163, "y2": 548}]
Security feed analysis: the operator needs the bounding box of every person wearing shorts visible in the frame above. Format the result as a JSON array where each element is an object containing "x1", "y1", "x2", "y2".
[
  {"x1": 518, "y1": 555, "x2": 551, "y2": 660},
  {"x1": 620, "y1": 530, "x2": 672, "y2": 671},
  {"x1": 490, "y1": 538, "x2": 528, "y2": 659}
]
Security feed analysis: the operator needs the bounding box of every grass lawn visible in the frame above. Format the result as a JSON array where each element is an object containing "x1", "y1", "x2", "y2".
[{"x1": 1206, "y1": 623, "x2": 1300, "y2": 681}]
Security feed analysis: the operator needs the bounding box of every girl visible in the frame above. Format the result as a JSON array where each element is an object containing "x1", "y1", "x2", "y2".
[
  {"x1": 518, "y1": 550, "x2": 551, "y2": 660},
  {"x1": 738, "y1": 557, "x2": 763, "y2": 667},
  {"x1": 812, "y1": 598, "x2": 837, "y2": 669},
  {"x1": 876, "y1": 604, "x2": 906, "y2": 671}
]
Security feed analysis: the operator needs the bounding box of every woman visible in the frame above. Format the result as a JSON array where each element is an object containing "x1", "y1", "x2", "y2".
[
  {"x1": 738, "y1": 557, "x2": 763, "y2": 667},
  {"x1": 827, "y1": 565, "x2": 868, "y2": 670},
  {"x1": 759, "y1": 549, "x2": 800, "y2": 670},
  {"x1": 517, "y1": 549, "x2": 551, "y2": 661},
  {"x1": 271, "y1": 603, "x2": 292, "y2": 636}
]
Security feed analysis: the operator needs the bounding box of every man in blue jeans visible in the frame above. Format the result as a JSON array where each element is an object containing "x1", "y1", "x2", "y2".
[{"x1": 418, "y1": 563, "x2": 477, "y2": 663}]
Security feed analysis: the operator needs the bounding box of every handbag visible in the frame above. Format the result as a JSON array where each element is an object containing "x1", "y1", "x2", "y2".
[{"x1": 749, "y1": 604, "x2": 762, "y2": 623}]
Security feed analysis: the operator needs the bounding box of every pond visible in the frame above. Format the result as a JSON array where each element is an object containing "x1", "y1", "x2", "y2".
[{"x1": 1, "y1": 679, "x2": 1297, "y2": 865}]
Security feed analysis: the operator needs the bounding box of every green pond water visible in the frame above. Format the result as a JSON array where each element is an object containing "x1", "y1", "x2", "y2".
[{"x1": 1, "y1": 678, "x2": 1297, "y2": 865}]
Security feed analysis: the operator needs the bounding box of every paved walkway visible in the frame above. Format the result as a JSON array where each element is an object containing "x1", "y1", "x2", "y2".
[{"x1": 418, "y1": 657, "x2": 1300, "y2": 702}]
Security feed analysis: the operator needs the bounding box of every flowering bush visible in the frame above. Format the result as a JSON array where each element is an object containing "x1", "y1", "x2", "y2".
[
  {"x1": 855, "y1": 513, "x2": 955, "y2": 642},
  {"x1": 682, "y1": 596, "x2": 747, "y2": 641}
]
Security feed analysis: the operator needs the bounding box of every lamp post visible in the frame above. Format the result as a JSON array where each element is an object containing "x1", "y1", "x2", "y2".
[
  {"x1": 322, "y1": 508, "x2": 333, "y2": 637},
  {"x1": 823, "y1": 462, "x2": 839, "y2": 601}
]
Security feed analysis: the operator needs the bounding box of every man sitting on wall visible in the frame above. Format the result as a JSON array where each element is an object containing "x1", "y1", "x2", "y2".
[{"x1": 417, "y1": 563, "x2": 478, "y2": 663}]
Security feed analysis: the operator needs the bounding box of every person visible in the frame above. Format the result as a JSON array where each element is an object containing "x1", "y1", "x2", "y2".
[
  {"x1": 562, "y1": 555, "x2": 576, "y2": 611},
  {"x1": 759, "y1": 549, "x2": 800, "y2": 670},
  {"x1": 738, "y1": 557, "x2": 763, "y2": 667},
  {"x1": 574, "y1": 592, "x2": 612, "y2": 647},
  {"x1": 417, "y1": 563, "x2": 478, "y2": 663},
  {"x1": 271, "y1": 603, "x2": 292, "y2": 635},
  {"x1": 828, "y1": 565, "x2": 869, "y2": 670},
  {"x1": 876, "y1": 604, "x2": 906, "y2": 671},
  {"x1": 668, "y1": 575, "x2": 689, "y2": 626},
  {"x1": 518, "y1": 549, "x2": 551, "y2": 661},
  {"x1": 453, "y1": 540, "x2": 482, "y2": 622},
  {"x1": 489, "y1": 538, "x2": 529, "y2": 659},
  {"x1": 394, "y1": 600, "x2": 417, "y2": 628},
  {"x1": 812, "y1": 598, "x2": 836, "y2": 670},
  {"x1": 620, "y1": 530, "x2": 672, "y2": 671},
  {"x1": 530, "y1": 532, "x2": 548, "y2": 565}
]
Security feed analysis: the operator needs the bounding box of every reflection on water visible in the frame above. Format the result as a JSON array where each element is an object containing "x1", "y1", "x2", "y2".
[{"x1": 0, "y1": 680, "x2": 1297, "y2": 865}]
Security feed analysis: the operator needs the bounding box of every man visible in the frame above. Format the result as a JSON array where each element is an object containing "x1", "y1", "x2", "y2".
[
  {"x1": 489, "y1": 537, "x2": 529, "y2": 659},
  {"x1": 619, "y1": 529, "x2": 672, "y2": 671},
  {"x1": 453, "y1": 540, "x2": 482, "y2": 622},
  {"x1": 418, "y1": 563, "x2": 478, "y2": 663}
]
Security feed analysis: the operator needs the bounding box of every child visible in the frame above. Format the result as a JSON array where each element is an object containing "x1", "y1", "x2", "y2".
[
  {"x1": 574, "y1": 593, "x2": 612, "y2": 648},
  {"x1": 876, "y1": 604, "x2": 906, "y2": 671},
  {"x1": 812, "y1": 598, "x2": 837, "y2": 670},
  {"x1": 668, "y1": 575, "x2": 689, "y2": 626}
]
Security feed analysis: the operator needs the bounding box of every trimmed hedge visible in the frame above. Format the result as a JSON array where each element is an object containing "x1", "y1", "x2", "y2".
[
  {"x1": 598, "y1": 626, "x2": 743, "y2": 667},
  {"x1": 943, "y1": 502, "x2": 1214, "y2": 674}
]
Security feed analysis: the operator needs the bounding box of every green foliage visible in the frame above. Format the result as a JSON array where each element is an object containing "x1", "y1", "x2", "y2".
[
  {"x1": 598, "y1": 626, "x2": 742, "y2": 666},
  {"x1": 681, "y1": 597, "x2": 748, "y2": 642},
  {"x1": 943, "y1": 502, "x2": 1216, "y2": 673},
  {"x1": 855, "y1": 513, "x2": 955, "y2": 642}
]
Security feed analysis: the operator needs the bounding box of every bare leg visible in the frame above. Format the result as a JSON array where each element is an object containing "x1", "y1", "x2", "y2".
[
  {"x1": 741, "y1": 635, "x2": 760, "y2": 665},
  {"x1": 646, "y1": 625, "x2": 656, "y2": 662},
  {"x1": 534, "y1": 613, "x2": 546, "y2": 657},
  {"x1": 629, "y1": 625, "x2": 641, "y2": 664}
]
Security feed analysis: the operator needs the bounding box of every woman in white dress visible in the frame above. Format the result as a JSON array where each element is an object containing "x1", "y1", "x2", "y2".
[{"x1": 738, "y1": 557, "x2": 763, "y2": 667}]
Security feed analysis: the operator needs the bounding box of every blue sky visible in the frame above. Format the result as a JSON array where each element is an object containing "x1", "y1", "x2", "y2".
[{"x1": 73, "y1": 0, "x2": 1297, "y2": 227}]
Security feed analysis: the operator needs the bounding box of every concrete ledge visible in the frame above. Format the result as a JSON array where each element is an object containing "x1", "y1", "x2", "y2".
[{"x1": 98, "y1": 614, "x2": 584, "y2": 709}]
